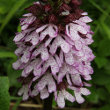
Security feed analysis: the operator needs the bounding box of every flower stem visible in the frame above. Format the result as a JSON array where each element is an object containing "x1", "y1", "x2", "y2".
[{"x1": 43, "y1": 93, "x2": 53, "y2": 110}]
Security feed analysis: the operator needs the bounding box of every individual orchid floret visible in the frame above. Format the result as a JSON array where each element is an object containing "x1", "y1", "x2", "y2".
[
  {"x1": 20, "y1": 14, "x2": 36, "y2": 31},
  {"x1": 56, "y1": 89, "x2": 75, "y2": 108},
  {"x1": 42, "y1": 55, "x2": 59, "y2": 75},
  {"x1": 68, "y1": 86, "x2": 91, "y2": 104},
  {"x1": 49, "y1": 34, "x2": 71, "y2": 54},
  {"x1": 22, "y1": 58, "x2": 41, "y2": 77},
  {"x1": 32, "y1": 44, "x2": 49, "y2": 61},
  {"x1": 66, "y1": 23, "x2": 87, "y2": 41},
  {"x1": 36, "y1": 24, "x2": 58, "y2": 41},
  {"x1": 18, "y1": 83, "x2": 31, "y2": 101},
  {"x1": 24, "y1": 31, "x2": 39, "y2": 45},
  {"x1": 36, "y1": 73, "x2": 56, "y2": 93}
]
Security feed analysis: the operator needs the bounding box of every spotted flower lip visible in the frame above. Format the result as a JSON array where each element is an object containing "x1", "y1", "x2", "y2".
[{"x1": 13, "y1": 0, "x2": 95, "y2": 108}]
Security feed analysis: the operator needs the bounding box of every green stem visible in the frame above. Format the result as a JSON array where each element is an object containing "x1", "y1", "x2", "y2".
[{"x1": 43, "y1": 93, "x2": 53, "y2": 110}]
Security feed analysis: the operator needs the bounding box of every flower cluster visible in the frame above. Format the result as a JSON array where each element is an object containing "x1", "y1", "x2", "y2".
[{"x1": 13, "y1": 0, "x2": 95, "y2": 108}]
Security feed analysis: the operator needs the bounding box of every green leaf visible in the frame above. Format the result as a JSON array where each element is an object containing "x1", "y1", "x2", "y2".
[
  {"x1": 98, "y1": 105, "x2": 110, "y2": 110},
  {"x1": 95, "y1": 57, "x2": 108, "y2": 68},
  {"x1": 97, "y1": 88, "x2": 108, "y2": 101},
  {"x1": 104, "y1": 62, "x2": 110, "y2": 75},
  {"x1": 89, "y1": 0, "x2": 110, "y2": 18},
  {"x1": 93, "y1": 70, "x2": 110, "y2": 85},
  {"x1": 17, "y1": 24, "x2": 21, "y2": 32},
  {"x1": 3, "y1": 59, "x2": 21, "y2": 87},
  {"x1": 98, "y1": 39, "x2": 110, "y2": 57},
  {"x1": 52, "y1": 99, "x2": 57, "y2": 107},
  {"x1": 86, "y1": 86, "x2": 99, "y2": 104},
  {"x1": 12, "y1": 97, "x2": 22, "y2": 110},
  {"x1": 0, "y1": 51, "x2": 16, "y2": 58},
  {"x1": 91, "y1": 105, "x2": 110, "y2": 110},
  {"x1": 0, "y1": 0, "x2": 27, "y2": 33},
  {"x1": 99, "y1": 23, "x2": 110, "y2": 39},
  {"x1": 105, "y1": 84, "x2": 110, "y2": 94},
  {"x1": 0, "y1": 77, "x2": 10, "y2": 110}
]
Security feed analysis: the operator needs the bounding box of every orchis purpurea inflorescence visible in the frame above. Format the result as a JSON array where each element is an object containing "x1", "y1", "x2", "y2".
[{"x1": 13, "y1": 0, "x2": 95, "y2": 108}]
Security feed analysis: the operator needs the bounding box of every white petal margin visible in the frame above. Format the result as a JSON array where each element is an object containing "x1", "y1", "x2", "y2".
[{"x1": 57, "y1": 90, "x2": 75, "y2": 108}]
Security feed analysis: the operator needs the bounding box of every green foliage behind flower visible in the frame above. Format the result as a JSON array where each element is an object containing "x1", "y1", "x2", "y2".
[{"x1": 0, "y1": 0, "x2": 110, "y2": 110}]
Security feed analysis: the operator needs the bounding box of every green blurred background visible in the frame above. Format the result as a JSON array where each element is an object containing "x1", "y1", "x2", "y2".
[{"x1": 0, "y1": 0, "x2": 110, "y2": 110}]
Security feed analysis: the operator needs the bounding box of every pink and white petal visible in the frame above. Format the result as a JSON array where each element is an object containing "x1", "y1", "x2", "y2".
[
  {"x1": 66, "y1": 24, "x2": 80, "y2": 41},
  {"x1": 42, "y1": 63, "x2": 49, "y2": 74},
  {"x1": 22, "y1": 70, "x2": 28, "y2": 77},
  {"x1": 47, "y1": 56, "x2": 59, "y2": 75},
  {"x1": 40, "y1": 31, "x2": 48, "y2": 41},
  {"x1": 45, "y1": 37, "x2": 53, "y2": 47},
  {"x1": 40, "y1": 88, "x2": 49, "y2": 99},
  {"x1": 21, "y1": 50, "x2": 30, "y2": 63},
  {"x1": 32, "y1": 49, "x2": 39, "y2": 58},
  {"x1": 36, "y1": 25, "x2": 57, "y2": 41},
  {"x1": 64, "y1": 35, "x2": 74, "y2": 45},
  {"x1": 74, "y1": 24, "x2": 87, "y2": 35},
  {"x1": 81, "y1": 12, "x2": 88, "y2": 15},
  {"x1": 33, "y1": 67, "x2": 42, "y2": 76},
  {"x1": 14, "y1": 32, "x2": 25, "y2": 42},
  {"x1": 13, "y1": 59, "x2": 22, "y2": 70},
  {"x1": 41, "y1": 47, "x2": 49, "y2": 61},
  {"x1": 79, "y1": 16, "x2": 92, "y2": 23},
  {"x1": 60, "y1": 41, "x2": 70, "y2": 53},
  {"x1": 31, "y1": 36, "x2": 39, "y2": 45},
  {"x1": 15, "y1": 47, "x2": 24, "y2": 56},
  {"x1": 71, "y1": 74, "x2": 83, "y2": 86},
  {"x1": 81, "y1": 88, "x2": 91, "y2": 96},
  {"x1": 59, "y1": 50, "x2": 64, "y2": 64},
  {"x1": 58, "y1": 64, "x2": 68, "y2": 83},
  {"x1": 24, "y1": 64, "x2": 33, "y2": 74},
  {"x1": 74, "y1": 40, "x2": 82, "y2": 50},
  {"x1": 74, "y1": 92, "x2": 85, "y2": 104},
  {"x1": 33, "y1": 74, "x2": 42, "y2": 81},
  {"x1": 48, "y1": 25, "x2": 58, "y2": 37},
  {"x1": 49, "y1": 41, "x2": 58, "y2": 55},
  {"x1": 25, "y1": 34, "x2": 33, "y2": 42},
  {"x1": 23, "y1": 92, "x2": 29, "y2": 101},
  {"x1": 57, "y1": 91, "x2": 65, "y2": 108},
  {"x1": 21, "y1": 24, "x2": 29, "y2": 30},
  {"x1": 58, "y1": 69, "x2": 66, "y2": 83},
  {"x1": 54, "y1": 91, "x2": 58, "y2": 101},
  {"x1": 83, "y1": 82, "x2": 92, "y2": 87},
  {"x1": 65, "y1": 51, "x2": 74, "y2": 65},
  {"x1": 55, "y1": 55, "x2": 62, "y2": 67},
  {"x1": 31, "y1": 33, "x2": 39, "y2": 45},
  {"x1": 18, "y1": 85, "x2": 29, "y2": 101},
  {"x1": 51, "y1": 62, "x2": 59, "y2": 75},
  {"x1": 66, "y1": 74, "x2": 72, "y2": 86},
  {"x1": 50, "y1": 35, "x2": 70, "y2": 54},
  {"x1": 23, "y1": 13, "x2": 32, "y2": 17},
  {"x1": 32, "y1": 45, "x2": 49, "y2": 61},
  {"x1": 31, "y1": 89, "x2": 39, "y2": 97},
  {"x1": 37, "y1": 78, "x2": 47, "y2": 91},
  {"x1": 18, "y1": 86, "x2": 24, "y2": 96},
  {"x1": 36, "y1": 25, "x2": 48, "y2": 33},
  {"x1": 83, "y1": 75, "x2": 92, "y2": 81},
  {"x1": 63, "y1": 90, "x2": 75, "y2": 102},
  {"x1": 48, "y1": 80, "x2": 56, "y2": 93}
]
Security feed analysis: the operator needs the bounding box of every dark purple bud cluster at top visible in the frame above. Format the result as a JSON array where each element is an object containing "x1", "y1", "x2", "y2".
[{"x1": 26, "y1": 0, "x2": 83, "y2": 33}]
